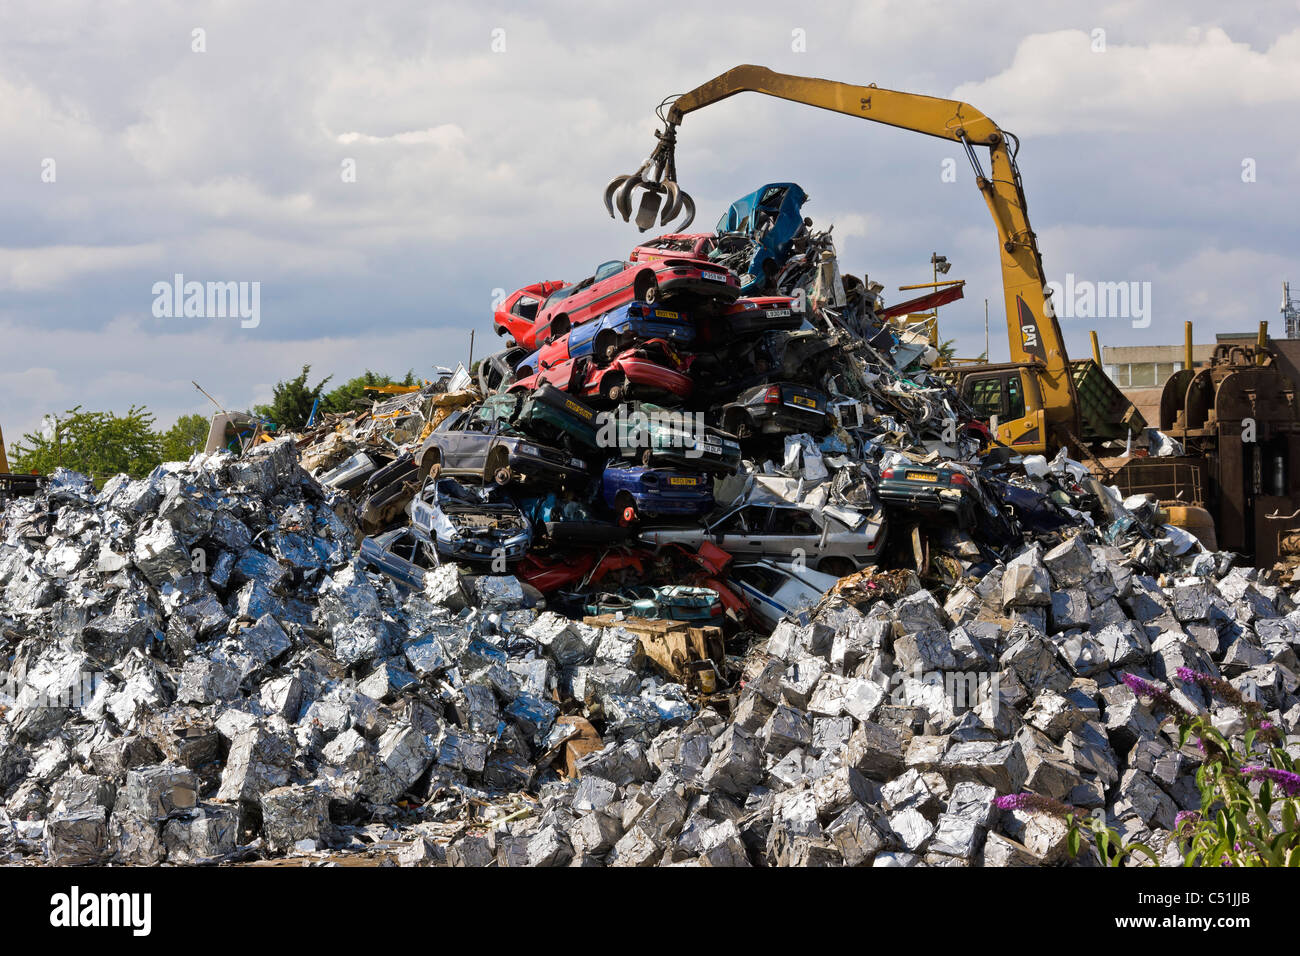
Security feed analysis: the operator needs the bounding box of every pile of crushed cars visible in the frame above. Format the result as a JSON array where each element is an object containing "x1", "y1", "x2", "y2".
[{"x1": 2, "y1": 184, "x2": 1298, "y2": 867}]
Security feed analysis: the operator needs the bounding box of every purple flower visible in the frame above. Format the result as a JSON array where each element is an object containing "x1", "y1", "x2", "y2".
[
  {"x1": 1123, "y1": 674, "x2": 1166, "y2": 699},
  {"x1": 994, "y1": 792, "x2": 1083, "y2": 818},
  {"x1": 1242, "y1": 766, "x2": 1300, "y2": 798},
  {"x1": 1174, "y1": 810, "x2": 1200, "y2": 835}
]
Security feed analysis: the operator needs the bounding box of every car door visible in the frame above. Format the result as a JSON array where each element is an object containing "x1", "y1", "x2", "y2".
[
  {"x1": 571, "y1": 260, "x2": 634, "y2": 325},
  {"x1": 765, "y1": 505, "x2": 821, "y2": 559},
  {"x1": 711, "y1": 505, "x2": 771, "y2": 556}
]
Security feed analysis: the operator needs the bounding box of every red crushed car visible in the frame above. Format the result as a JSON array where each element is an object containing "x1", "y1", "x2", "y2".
[
  {"x1": 499, "y1": 257, "x2": 739, "y2": 351},
  {"x1": 493, "y1": 280, "x2": 568, "y2": 346},
  {"x1": 628, "y1": 233, "x2": 717, "y2": 264},
  {"x1": 511, "y1": 339, "x2": 694, "y2": 404}
]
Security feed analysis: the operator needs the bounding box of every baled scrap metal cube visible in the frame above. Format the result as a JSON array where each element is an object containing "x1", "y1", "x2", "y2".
[
  {"x1": 109, "y1": 811, "x2": 164, "y2": 865},
  {"x1": 571, "y1": 810, "x2": 624, "y2": 856},
  {"x1": 505, "y1": 693, "x2": 560, "y2": 744},
  {"x1": 47, "y1": 773, "x2": 116, "y2": 817},
  {"x1": 761, "y1": 704, "x2": 812, "y2": 757},
  {"x1": 357, "y1": 661, "x2": 419, "y2": 702},
  {"x1": 1025, "y1": 690, "x2": 1087, "y2": 741},
  {"x1": 1063, "y1": 721, "x2": 1120, "y2": 786},
  {"x1": 230, "y1": 548, "x2": 290, "y2": 593},
  {"x1": 826, "y1": 802, "x2": 887, "y2": 866},
  {"x1": 1043, "y1": 534, "x2": 1094, "y2": 588},
  {"x1": 45, "y1": 807, "x2": 109, "y2": 866},
  {"x1": 929, "y1": 813, "x2": 984, "y2": 859},
  {"x1": 780, "y1": 656, "x2": 827, "y2": 710},
  {"x1": 422, "y1": 564, "x2": 467, "y2": 611},
  {"x1": 1113, "y1": 768, "x2": 1178, "y2": 830},
  {"x1": 125, "y1": 764, "x2": 199, "y2": 820},
  {"x1": 474, "y1": 574, "x2": 526, "y2": 610},
  {"x1": 161, "y1": 805, "x2": 238, "y2": 863},
  {"x1": 452, "y1": 684, "x2": 499, "y2": 734},
  {"x1": 981, "y1": 830, "x2": 1042, "y2": 867},
  {"x1": 525, "y1": 611, "x2": 598, "y2": 667},
  {"x1": 940, "y1": 740, "x2": 1028, "y2": 792},
  {"x1": 567, "y1": 663, "x2": 640, "y2": 708},
  {"x1": 881, "y1": 767, "x2": 947, "y2": 815},
  {"x1": 445, "y1": 832, "x2": 494, "y2": 867},
  {"x1": 593, "y1": 625, "x2": 644, "y2": 670},
  {"x1": 573, "y1": 775, "x2": 618, "y2": 813},
  {"x1": 846, "y1": 722, "x2": 906, "y2": 780},
  {"x1": 526, "y1": 824, "x2": 573, "y2": 867},
  {"x1": 177, "y1": 657, "x2": 242, "y2": 705},
  {"x1": 811, "y1": 766, "x2": 874, "y2": 821},
  {"x1": 700, "y1": 725, "x2": 763, "y2": 797},
  {"x1": 887, "y1": 808, "x2": 934, "y2": 854},
  {"x1": 1000, "y1": 629, "x2": 1072, "y2": 697},
  {"x1": 216, "y1": 727, "x2": 295, "y2": 805},
  {"x1": 131, "y1": 520, "x2": 192, "y2": 587},
  {"x1": 259, "y1": 673, "x2": 304, "y2": 722},
  {"x1": 436, "y1": 726, "x2": 490, "y2": 774},
  {"x1": 601, "y1": 694, "x2": 661, "y2": 744},
  {"x1": 697, "y1": 819, "x2": 750, "y2": 867},
  {"x1": 1001, "y1": 547, "x2": 1051, "y2": 608},
  {"x1": 507, "y1": 657, "x2": 554, "y2": 700},
  {"x1": 228, "y1": 578, "x2": 284, "y2": 620},
  {"x1": 260, "y1": 783, "x2": 334, "y2": 852},
  {"x1": 322, "y1": 728, "x2": 373, "y2": 771},
  {"x1": 1049, "y1": 589, "x2": 1092, "y2": 633},
  {"x1": 333, "y1": 616, "x2": 396, "y2": 668}
]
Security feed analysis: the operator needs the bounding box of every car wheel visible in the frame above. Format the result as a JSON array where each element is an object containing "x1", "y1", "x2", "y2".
[
  {"x1": 603, "y1": 374, "x2": 626, "y2": 403},
  {"x1": 640, "y1": 448, "x2": 653, "y2": 466},
  {"x1": 594, "y1": 331, "x2": 618, "y2": 364},
  {"x1": 635, "y1": 274, "x2": 657, "y2": 304}
]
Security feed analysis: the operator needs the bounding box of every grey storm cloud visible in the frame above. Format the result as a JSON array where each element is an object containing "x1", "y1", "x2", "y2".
[{"x1": 1, "y1": 0, "x2": 1297, "y2": 443}]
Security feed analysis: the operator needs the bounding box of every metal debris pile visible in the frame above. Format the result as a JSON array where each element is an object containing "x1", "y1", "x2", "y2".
[{"x1": 3, "y1": 183, "x2": 1298, "y2": 866}]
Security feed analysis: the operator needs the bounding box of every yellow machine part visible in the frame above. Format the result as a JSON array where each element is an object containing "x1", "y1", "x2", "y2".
[{"x1": 1161, "y1": 504, "x2": 1218, "y2": 552}]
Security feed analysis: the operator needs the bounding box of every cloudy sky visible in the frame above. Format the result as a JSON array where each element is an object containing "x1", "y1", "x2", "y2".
[{"x1": 2, "y1": 0, "x2": 1298, "y2": 445}]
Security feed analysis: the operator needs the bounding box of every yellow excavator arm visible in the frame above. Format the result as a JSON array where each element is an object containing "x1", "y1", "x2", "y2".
[{"x1": 606, "y1": 64, "x2": 1080, "y2": 448}]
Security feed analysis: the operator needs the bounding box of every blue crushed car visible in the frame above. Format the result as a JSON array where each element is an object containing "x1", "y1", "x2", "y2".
[
  {"x1": 516, "y1": 300, "x2": 694, "y2": 376},
  {"x1": 601, "y1": 463, "x2": 713, "y2": 520},
  {"x1": 715, "y1": 183, "x2": 809, "y2": 294}
]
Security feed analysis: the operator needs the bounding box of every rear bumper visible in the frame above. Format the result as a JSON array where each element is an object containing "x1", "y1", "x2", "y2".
[{"x1": 659, "y1": 276, "x2": 740, "y2": 301}]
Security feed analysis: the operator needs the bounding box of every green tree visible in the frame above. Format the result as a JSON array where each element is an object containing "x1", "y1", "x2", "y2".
[
  {"x1": 160, "y1": 413, "x2": 210, "y2": 462},
  {"x1": 10, "y1": 406, "x2": 162, "y2": 481},
  {"x1": 321, "y1": 369, "x2": 417, "y2": 416},
  {"x1": 253, "y1": 364, "x2": 332, "y2": 430}
]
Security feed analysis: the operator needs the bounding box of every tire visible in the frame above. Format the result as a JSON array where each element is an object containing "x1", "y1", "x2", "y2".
[
  {"x1": 549, "y1": 314, "x2": 570, "y2": 341},
  {"x1": 594, "y1": 331, "x2": 618, "y2": 364},
  {"x1": 603, "y1": 373, "x2": 626, "y2": 403},
  {"x1": 635, "y1": 273, "x2": 657, "y2": 304},
  {"x1": 640, "y1": 448, "x2": 654, "y2": 466},
  {"x1": 485, "y1": 448, "x2": 511, "y2": 485}
]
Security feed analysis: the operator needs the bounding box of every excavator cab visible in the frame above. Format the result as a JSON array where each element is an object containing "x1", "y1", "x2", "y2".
[{"x1": 948, "y1": 365, "x2": 1049, "y2": 456}]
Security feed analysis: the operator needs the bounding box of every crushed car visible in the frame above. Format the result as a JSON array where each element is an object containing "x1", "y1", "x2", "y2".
[{"x1": 408, "y1": 476, "x2": 533, "y2": 565}]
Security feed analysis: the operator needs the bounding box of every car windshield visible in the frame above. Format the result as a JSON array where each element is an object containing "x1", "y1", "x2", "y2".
[{"x1": 592, "y1": 260, "x2": 626, "y2": 282}]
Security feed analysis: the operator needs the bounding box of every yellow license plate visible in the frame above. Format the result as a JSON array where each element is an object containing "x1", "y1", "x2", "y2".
[
  {"x1": 669, "y1": 477, "x2": 698, "y2": 486},
  {"x1": 906, "y1": 471, "x2": 939, "y2": 482},
  {"x1": 564, "y1": 399, "x2": 593, "y2": 420},
  {"x1": 790, "y1": 395, "x2": 816, "y2": 408},
  {"x1": 654, "y1": 309, "x2": 679, "y2": 319}
]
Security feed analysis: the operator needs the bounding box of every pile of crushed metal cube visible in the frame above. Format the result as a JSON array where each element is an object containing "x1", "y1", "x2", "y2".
[{"x1": 3, "y1": 186, "x2": 1299, "y2": 867}]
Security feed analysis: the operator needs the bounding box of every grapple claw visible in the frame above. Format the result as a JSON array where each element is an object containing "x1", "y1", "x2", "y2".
[
  {"x1": 603, "y1": 175, "x2": 628, "y2": 218},
  {"x1": 615, "y1": 175, "x2": 639, "y2": 222},
  {"x1": 603, "y1": 121, "x2": 694, "y2": 230},
  {"x1": 660, "y1": 181, "x2": 681, "y2": 225},
  {"x1": 634, "y1": 187, "x2": 663, "y2": 232}
]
